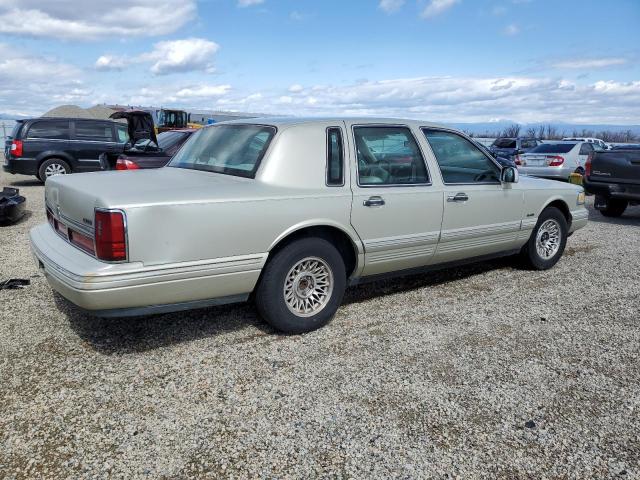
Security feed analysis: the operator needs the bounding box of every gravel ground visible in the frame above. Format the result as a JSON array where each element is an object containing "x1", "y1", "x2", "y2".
[{"x1": 1, "y1": 166, "x2": 639, "y2": 479}]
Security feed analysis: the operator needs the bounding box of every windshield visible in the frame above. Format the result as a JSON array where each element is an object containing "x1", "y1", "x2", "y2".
[
  {"x1": 492, "y1": 138, "x2": 517, "y2": 148},
  {"x1": 528, "y1": 143, "x2": 577, "y2": 154},
  {"x1": 157, "y1": 131, "x2": 189, "y2": 149},
  {"x1": 168, "y1": 124, "x2": 276, "y2": 178}
]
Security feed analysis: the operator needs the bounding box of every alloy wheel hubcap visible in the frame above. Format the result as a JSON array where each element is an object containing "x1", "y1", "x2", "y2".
[
  {"x1": 284, "y1": 257, "x2": 333, "y2": 317},
  {"x1": 536, "y1": 219, "x2": 561, "y2": 260},
  {"x1": 44, "y1": 164, "x2": 67, "y2": 177}
]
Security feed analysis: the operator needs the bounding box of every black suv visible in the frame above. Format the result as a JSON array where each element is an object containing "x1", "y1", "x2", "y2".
[
  {"x1": 489, "y1": 137, "x2": 540, "y2": 163},
  {"x1": 3, "y1": 118, "x2": 128, "y2": 181}
]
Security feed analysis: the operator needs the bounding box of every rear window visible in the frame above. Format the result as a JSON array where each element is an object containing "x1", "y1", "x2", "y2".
[
  {"x1": 27, "y1": 120, "x2": 70, "y2": 140},
  {"x1": 529, "y1": 143, "x2": 577, "y2": 154},
  {"x1": 75, "y1": 122, "x2": 114, "y2": 142},
  {"x1": 10, "y1": 121, "x2": 23, "y2": 139},
  {"x1": 492, "y1": 138, "x2": 517, "y2": 148},
  {"x1": 168, "y1": 124, "x2": 276, "y2": 178},
  {"x1": 158, "y1": 131, "x2": 189, "y2": 149}
]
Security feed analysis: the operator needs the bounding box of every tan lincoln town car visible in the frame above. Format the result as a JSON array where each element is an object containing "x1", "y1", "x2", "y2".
[{"x1": 30, "y1": 118, "x2": 588, "y2": 333}]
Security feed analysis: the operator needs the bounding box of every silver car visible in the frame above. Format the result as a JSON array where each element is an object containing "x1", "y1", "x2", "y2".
[
  {"x1": 31, "y1": 118, "x2": 588, "y2": 333},
  {"x1": 519, "y1": 141, "x2": 600, "y2": 180}
]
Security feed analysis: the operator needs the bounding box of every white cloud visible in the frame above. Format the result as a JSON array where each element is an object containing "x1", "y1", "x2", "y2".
[
  {"x1": 0, "y1": 43, "x2": 91, "y2": 115},
  {"x1": 421, "y1": 0, "x2": 459, "y2": 19},
  {"x1": 175, "y1": 84, "x2": 232, "y2": 98},
  {"x1": 238, "y1": 0, "x2": 264, "y2": 7},
  {"x1": 206, "y1": 76, "x2": 640, "y2": 124},
  {"x1": 0, "y1": 0, "x2": 196, "y2": 40},
  {"x1": 504, "y1": 23, "x2": 520, "y2": 35},
  {"x1": 94, "y1": 55, "x2": 129, "y2": 71},
  {"x1": 379, "y1": 0, "x2": 405, "y2": 13},
  {"x1": 142, "y1": 38, "x2": 220, "y2": 75},
  {"x1": 553, "y1": 58, "x2": 628, "y2": 69},
  {"x1": 288, "y1": 84, "x2": 304, "y2": 93}
]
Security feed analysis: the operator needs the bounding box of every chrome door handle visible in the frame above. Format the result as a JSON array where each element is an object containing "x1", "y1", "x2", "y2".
[
  {"x1": 447, "y1": 192, "x2": 469, "y2": 202},
  {"x1": 363, "y1": 196, "x2": 385, "y2": 207}
]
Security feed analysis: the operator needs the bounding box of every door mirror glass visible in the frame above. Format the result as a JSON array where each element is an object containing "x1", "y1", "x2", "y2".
[{"x1": 501, "y1": 166, "x2": 519, "y2": 183}]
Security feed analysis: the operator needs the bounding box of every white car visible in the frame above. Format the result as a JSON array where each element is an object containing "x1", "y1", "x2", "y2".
[
  {"x1": 562, "y1": 137, "x2": 610, "y2": 150},
  {"x1": 519, "y1": 141, "x2": 602, "y2": 180}
]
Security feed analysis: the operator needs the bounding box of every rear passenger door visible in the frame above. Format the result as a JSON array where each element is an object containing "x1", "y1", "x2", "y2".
[
  {"x1": 71, "y1": 121, "x2": 120, "y2": 172},
  {"x1": 348, "y1": 124, "x2": 443, "y2": 276}
]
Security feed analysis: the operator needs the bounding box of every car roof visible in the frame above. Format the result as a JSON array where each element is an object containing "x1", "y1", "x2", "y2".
[
  {"x1": 24, "y1": 117, "x2": 116, "y2": 123},
  {"x1": 216, "y1": 116, "x2": 449, "y2": 129}
]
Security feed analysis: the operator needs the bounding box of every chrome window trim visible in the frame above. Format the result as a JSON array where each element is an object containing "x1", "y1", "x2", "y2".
[
  {"x1": 325, "y1": 126, "x2": 346, "y2": 187},
  {"x1": 420, "y1": 126, "x2": 503, "y2": 186},
  {"x1": 351, "y1": 124, "x2": 433, "y2": 189}
]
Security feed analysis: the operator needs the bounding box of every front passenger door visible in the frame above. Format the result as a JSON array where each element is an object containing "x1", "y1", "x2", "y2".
[{"x1": 422, "y1": 129, "x2": 524, "y2": 263}]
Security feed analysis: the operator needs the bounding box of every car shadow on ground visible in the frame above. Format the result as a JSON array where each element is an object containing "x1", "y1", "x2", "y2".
[
  {"x1": 8, "y1": 178, "x2": 42, "y2": 187},
  {"x1": 587, "y1": 206, "x2": 640, "y2": 227},
  {"x1": 62, "y1": 256, "x2": 518, "y2": 355}
]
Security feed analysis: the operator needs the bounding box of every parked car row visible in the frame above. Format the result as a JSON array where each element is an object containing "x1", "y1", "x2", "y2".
[{"x1": 3, "y1": 111, "x2": 195, "y2": 181}]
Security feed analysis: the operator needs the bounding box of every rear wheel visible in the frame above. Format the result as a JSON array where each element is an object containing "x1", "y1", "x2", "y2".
[
  {"x1": 255, "y1": 237, "x2": 346, "y2": 333},
  {"x1": 521, "y1": 206, "x2": 568, "y2": 270},
  {"x1": 596, "y1": 196, "x2": 627, "y2": 217},
  {"x1": 38, "y1": 158, "x2": 71, "y2": 182}
]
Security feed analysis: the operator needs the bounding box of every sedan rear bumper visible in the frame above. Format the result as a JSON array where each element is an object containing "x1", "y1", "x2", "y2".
[
  {"x1": 519, "y1": 165, "x2": 573, "y2": 181},
  {"x1": 30, "y1": 223, "x2": 265, "y2": 317}
]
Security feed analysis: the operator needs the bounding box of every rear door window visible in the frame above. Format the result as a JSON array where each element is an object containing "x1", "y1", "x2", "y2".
[
  {"x1": 74, "y1": 122, "x2": 115, "y2": 142},
  {"x1": 521, "y1": 139, "x2": 537, "y2": 149},
  {"x1": 354, "y1": 126, "x2": 429, "y2": 185},
  {"x1": 27, "y1": 120, "x2": 70, "y2": 140}
]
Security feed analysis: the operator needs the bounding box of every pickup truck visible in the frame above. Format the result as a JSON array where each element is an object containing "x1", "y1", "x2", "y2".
[{"x1": 584, "y1": 149, "x2": 640, "y2": 217}]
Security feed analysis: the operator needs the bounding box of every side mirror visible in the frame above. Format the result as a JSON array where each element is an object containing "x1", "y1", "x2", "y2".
[{"x1": 501, "y1": 166, "x2": 519, "y2": 183}]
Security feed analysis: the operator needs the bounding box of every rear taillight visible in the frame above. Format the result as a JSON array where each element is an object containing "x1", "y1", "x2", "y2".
[
  {"x1": 116, "y1": 157, "x2": 139, "y2": 170},
  {"x1": 514, "y1": 154, "x2": 522, "y2": 166},
  {"x1": 10, "y1": 140, "x2": 23, "y2": 157},
  {"x1": 547, "y1": 155, "x2": 565, "y2": 167},
  {"x1": 94, "y1": 210, "x2": 127, "y2": 262},
  {"x1": 69, "y1": 230, "x2": 95, "y2": 255},
  {"x1": 585, "y1": 153, "x2": 593, "y2": 177}
]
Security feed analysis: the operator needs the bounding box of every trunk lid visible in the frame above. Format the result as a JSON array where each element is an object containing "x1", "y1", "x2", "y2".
[{"x1": 109, "y1": 110, "x2": 157, "y2": 147}]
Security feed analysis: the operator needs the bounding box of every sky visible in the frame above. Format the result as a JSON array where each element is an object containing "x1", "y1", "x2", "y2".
[{"x1": 0, "y1": 0, "x2": 638, "y2": 124}]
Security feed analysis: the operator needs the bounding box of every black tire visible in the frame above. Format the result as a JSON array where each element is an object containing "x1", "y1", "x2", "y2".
[
  {"x1": 38, "y1": 158, "x2": 71, "y2": 182},
  {"x1": 255, "y1": 237, "x2": 346, "y2": 334},
  {"x1": 598, "y1": 197, "x2": 628, "y2": 217},
  {"x1": 521, "y1": 206, "x2": 568, "y2": 270}
]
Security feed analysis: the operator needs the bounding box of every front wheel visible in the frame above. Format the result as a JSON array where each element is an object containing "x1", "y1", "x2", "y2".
[
  {"x1": 255, "y1": 237, "x2": 346, "y2": 333},
  {"x1": 521, "y1": 207, "x2": 568, "y2": 270}
]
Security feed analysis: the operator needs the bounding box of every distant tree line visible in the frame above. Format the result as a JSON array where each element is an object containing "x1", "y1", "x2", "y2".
[{"x1": 467, "y1": 124, "x2": 638, "y2": 143}]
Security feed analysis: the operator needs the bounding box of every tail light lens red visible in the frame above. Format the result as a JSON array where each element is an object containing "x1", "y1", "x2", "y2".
[
  {"x1": 116, "y1": 157, "x2": 140, "y2": 170},
  {"x1": 69, "y1": 230, "x2": 95, "y2": 254},
  {"x1": 514, "y1": 154, "x2": 522, "y2": 166},
  {"x1": 585, "y1": 153, "x2": 593, "y2": 177},
  {"x1": 10, "y1": 140, "x2": 23, "y2": 157},
  {"x1": 95, "y1": 210, "x2": 127, "y2": 261},
  {"x1": 547, "y1": 155, "x2": 565, "y2": 167}
]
